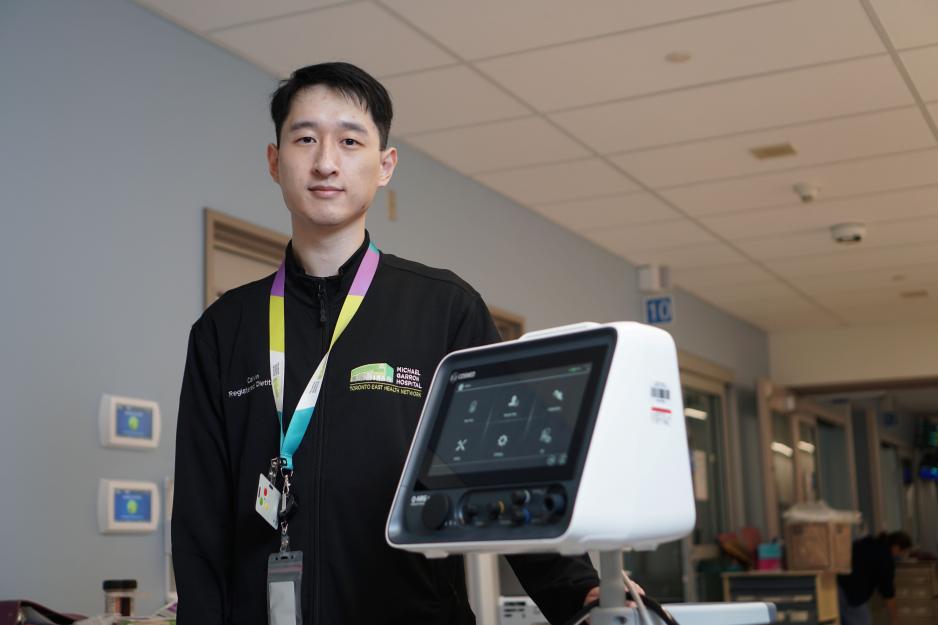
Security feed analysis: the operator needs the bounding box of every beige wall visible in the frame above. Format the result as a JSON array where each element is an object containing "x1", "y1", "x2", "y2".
[{"x1": 769, "y1": 321, "x2": 938, "y2": 386}]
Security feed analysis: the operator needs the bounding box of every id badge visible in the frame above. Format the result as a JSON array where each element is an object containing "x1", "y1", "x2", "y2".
[
  {"x1": 256, "y1": 473, "x2": 281, "y2": 529},
  {"x1": 267, "y1": 551, "x2": 303, "y2": 625}
]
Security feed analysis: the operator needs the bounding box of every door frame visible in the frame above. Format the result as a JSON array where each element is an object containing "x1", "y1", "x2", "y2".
[
  {"x1": 203, "y1": 208, "x2": 288, "y2": 309},
  {"x1": 759, "y1": 379, "x2": 857, "y2": 538},
  {"x1": 678, "y1": 351, "x2": 736, "y2": 602}
]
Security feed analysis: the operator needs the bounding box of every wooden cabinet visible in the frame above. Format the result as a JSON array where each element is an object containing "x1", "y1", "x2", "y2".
[
  {"x1": 895, "y1": 561, "x2": 938, "y2": 625},
  {"x1": 723, "y1": 571, "x2": 840, "y2": 625}
]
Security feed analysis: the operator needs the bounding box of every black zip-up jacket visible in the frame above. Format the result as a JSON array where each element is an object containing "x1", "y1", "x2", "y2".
[
  {"x1": 172, "y1": 234, "x2": 598, "y2": 625},
  {"x1": 837, "y1": 535, "x2": 896, "y2": 606}
]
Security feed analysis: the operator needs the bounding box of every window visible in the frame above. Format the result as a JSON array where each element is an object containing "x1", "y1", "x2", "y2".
[{"x1": 203, "y1": 208, "x2": 288, "y2": 308}]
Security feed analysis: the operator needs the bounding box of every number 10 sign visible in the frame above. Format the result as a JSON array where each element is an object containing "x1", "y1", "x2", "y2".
[{"x1": 644, "y1": 295, "x2": 674, "y2": 325}]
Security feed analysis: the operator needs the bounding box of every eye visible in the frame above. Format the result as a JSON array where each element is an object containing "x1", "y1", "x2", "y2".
[
  {"x1": 297, "y1": 136, "x2": 315, "y2": 145},
  {"x1": 342, "y1": 138, "x2": 360, "y2": 147}
]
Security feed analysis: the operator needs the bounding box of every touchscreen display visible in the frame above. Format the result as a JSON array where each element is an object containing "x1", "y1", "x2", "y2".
[
  {"x1": 116, "y1": 404, "x2": 153, "y2": 439},
  {"x1": 114, "y1": 489, "x2": 152, "y2": 523},
  {"x1": 429, "y1": 363, "x2": 590, "y2": 475},
  {"x1": 416, "y1": 336, "x2": 613, "y2": 490}
]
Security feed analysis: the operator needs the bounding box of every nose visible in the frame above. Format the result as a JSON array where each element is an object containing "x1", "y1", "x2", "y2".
[{"x1": 313, "y1": 141, "x2": 338, "y2": 178}]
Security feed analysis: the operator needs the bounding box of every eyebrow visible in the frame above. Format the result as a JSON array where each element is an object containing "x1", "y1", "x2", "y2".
[{"x1": 288, "y1": 120, "x2": 370, "y2": 135}]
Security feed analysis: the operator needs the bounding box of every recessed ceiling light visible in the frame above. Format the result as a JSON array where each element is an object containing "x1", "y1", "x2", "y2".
[
  {"x1": 684, "y1": 407, "x2": 708, "y2": 420},
  {"x1": 665, "y1": 51, "x2": 692, "y2": 63},
  {"x1": 900, "y1": 289, "x2": 928, "y2": 299},
  {"x1": 750, "y1": 143, "x2": 797, "y2": 160}
]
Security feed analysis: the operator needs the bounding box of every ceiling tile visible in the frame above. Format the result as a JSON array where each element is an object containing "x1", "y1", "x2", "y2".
[
  {"x1": 212, "y1": 3, "x2": 455, "y2": 77},
  {"x1": 661, "y1": 149, "x2": 938, "y2": 216},
  {"x1": 673, "y1": 263, "x2": 778, "y2": 288},
  {"x1": 529, "y1": 192, "x2": 679, "y2": 232},
  {"x1": 740, "y1": 308, "x2": 845, "y2": 332},
  {"x1": 627, "y1": 242, "x2": 749, "y2": 268},
  {"x1": 901, "y1": 45, "x2": 938, "y2": 102},
  {"x1": 551, "y1": 56, "x2": 911, "y2": 154},
  {"x1": 723, "y1": 296, "x2": 825, "y2": 315},
  {"x1": 767, "y1": 242, "x2": 938, "y2": 278},
  {"x1": 812, "y1": 283, "x2": 938, "y2": 308},
  {"x1": 734, "y1": 215, "x2": 938, "y2": 261},
  {"x1": 385, "y1": 66, "x2": 528, "y2": 135},
  {"x1": 868, "y1": 0, "x2": 938, "y2": 49},
  {"x1": 477, "y1": 0, "x2": 883, "y2": 112},
  {"x1": 792, "y1": 263, "x2": 938, "y2": 296},
  {"x1": 133, "y1": 0, "x2": 349, "y2": 32},
  {"x1": 735, "y1": 230, "x2": 844, "y2": 261},
  {"x1": 582, "y1": 219, "x2": 716, "y2": 256},
  {"x1": 404, "y1": 117, "x2": 588, "y2": 173},
  {"x1": 700, "y1": 184, "x2": 938, "y2": 239},
  {"x1": 708, "y1": 297, "x2": 845, "y2": 331},
  {"x1": 695, "y1": 280, "x2": 802, "y2": 303},
  {"x1": 474, "y1": 159, "x2": 637, "y2": 205},
  {"x1": 736, "y1": 214, "x2": 938, "y2": 254},
  {"x1": 611, "y1": 107, "x2": 933, "y2": 188},
  {"x1": 831, "y1": 299, "x2": 938, "y2": 325},
  {"x1": 379, "y1": 0, "x2": 768, "y2": 60}
]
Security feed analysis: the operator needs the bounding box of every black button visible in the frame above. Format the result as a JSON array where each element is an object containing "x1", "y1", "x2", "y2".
[
  {"x1": 421, "y1": 494, "x2": 451, "y2": 530},
  {"x1": 487, "y1": 500, "x2": 505, "y2": 521},
  {"x1": 511, "y1": 490, "x2": 529, "y2": 505},
  {"x1": 461, "y1": 503, "x2": 479, "y2": 523}
]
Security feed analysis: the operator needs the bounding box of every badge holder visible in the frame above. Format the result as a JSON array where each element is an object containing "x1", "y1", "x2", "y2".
[{"x1": 267, "y1": 468, "x2": 301, "y2": 625}]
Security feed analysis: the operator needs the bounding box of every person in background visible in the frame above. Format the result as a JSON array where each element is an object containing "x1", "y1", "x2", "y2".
[{"x1": 837, "y1": 530, "x2": 913, "y2": 625}]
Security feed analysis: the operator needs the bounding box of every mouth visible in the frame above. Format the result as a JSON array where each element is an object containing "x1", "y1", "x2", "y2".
[{"x1": 309, "y1": 185, "x2": 344, "y2": 198}]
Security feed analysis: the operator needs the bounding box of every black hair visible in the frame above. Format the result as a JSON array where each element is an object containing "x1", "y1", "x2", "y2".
[
  {"x1": 885, "y1": 530, "x2": 913, "y2": 551},
  {"x1": 270, "y1": 62, "x2": 393, "y2": 149}
]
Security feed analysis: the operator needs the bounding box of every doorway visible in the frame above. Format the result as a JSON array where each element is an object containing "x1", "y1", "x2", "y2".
[{"x1": 623, "y1": 361, "x2": 734, "y2": 603}]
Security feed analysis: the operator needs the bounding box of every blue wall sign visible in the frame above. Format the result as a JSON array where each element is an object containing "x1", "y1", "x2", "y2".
[{"x1": 644, "y1": 295, "x2": 674, "y2": 325}]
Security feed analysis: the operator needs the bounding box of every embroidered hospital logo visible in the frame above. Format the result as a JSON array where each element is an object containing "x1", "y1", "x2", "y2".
[{"x1": 349, "y1": 363, "x2": 422, "y2": 398}]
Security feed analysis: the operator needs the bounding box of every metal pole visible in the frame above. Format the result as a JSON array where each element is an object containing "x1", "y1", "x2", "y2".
[{"x1": 599, "y1": 550, "x2": 626, "y2": 608}]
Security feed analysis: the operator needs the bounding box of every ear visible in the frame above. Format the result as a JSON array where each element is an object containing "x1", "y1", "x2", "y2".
[
  {"x1": 266, "y1": 143, "x2": 281, "y2": 183},
  {"x1": 377, "y1": 146, "x2": 398, "y2": 188}
]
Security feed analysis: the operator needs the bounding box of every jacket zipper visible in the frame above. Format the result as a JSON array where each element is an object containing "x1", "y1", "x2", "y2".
[{"x1": 313, "y1": 281, "x2": 329, "y2": 625}]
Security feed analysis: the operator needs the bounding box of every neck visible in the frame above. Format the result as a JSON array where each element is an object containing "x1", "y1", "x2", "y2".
[{"x1": 290, "y1": 217, "x2": 366, "y2": 277}]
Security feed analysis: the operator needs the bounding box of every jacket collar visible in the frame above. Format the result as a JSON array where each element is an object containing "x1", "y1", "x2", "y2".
[{"x1": 283, "y1": 231, "x2": 372, "y2": 308}]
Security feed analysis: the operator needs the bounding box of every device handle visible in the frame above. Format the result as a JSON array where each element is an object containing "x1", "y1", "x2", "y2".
[{"x1": 519, "y1": 322, "x2": 600, "y2": 341}]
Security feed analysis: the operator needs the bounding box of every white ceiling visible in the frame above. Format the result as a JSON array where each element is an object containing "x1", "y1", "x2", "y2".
[{"x1": 134, "y1": 0, "x2": 938, "y2": 333}]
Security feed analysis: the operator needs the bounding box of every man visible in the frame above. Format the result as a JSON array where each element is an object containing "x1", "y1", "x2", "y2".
[
  {"x1": 837, "y1": 531, "x2": 912, "y2": 625},
  {"x1": 172, "y1": 62, "x2": 600, "y2": 625}
]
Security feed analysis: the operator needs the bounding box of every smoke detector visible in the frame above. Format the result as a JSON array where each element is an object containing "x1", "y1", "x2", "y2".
[{"x1": 831, "y1": 223, "x2": 866, "y2": 245}]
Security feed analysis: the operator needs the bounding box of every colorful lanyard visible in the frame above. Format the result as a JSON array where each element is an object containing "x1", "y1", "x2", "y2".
[{"x1": 269, "y1": 241, "x2": 380, "y2": 470}]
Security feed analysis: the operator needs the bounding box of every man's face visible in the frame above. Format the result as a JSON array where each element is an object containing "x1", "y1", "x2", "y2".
[{"x1": 267, "y1": 85, "x2": 396, "y2": 231}]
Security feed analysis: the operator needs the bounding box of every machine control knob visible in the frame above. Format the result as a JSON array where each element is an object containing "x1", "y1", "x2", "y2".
[
  {"x1": 487, "y1": 500, "x2": 505, "y2": 521},
  {"x1": 511, "y1": 489, "x2": 530, "y2": 505},
  {"x1": 510, "y1": 505, "x2": 531, "y2": 526},
  {"x1": 421, "y1": 493, "x2": 451, "y2": 530}
]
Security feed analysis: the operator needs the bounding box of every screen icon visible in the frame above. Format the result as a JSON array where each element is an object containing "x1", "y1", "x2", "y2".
[{"x1": 539, "y1": 427, "x2": 553, "y2": 444}]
